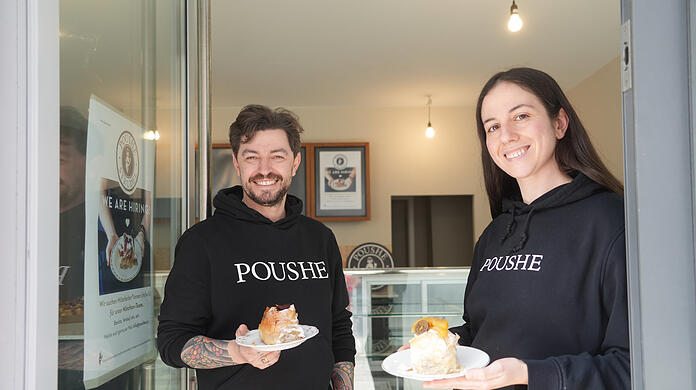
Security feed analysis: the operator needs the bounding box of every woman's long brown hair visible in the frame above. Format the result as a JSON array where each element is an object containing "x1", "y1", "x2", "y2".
[{"x1": 475, "y1": 67, "x2": 623, "y2": 218}]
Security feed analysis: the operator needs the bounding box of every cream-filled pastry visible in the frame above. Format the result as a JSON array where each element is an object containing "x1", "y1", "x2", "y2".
[{"x1": 409, "y1": 317, "x2": 460, "y2": 375}]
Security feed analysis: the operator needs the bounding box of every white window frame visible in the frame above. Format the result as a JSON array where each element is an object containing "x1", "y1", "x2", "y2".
[{"x1": 1, "y1": 0, "x2": 59, "y2": 389}]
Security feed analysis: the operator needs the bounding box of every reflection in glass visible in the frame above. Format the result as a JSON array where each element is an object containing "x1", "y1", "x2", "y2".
[{"x1": 59, "y1": 0, "x2": 185, "y2": 388}]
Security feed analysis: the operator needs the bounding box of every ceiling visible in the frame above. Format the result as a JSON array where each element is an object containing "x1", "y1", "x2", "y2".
[{"x1": 211, "y1": 0, "x2": 621, "y2": 108}]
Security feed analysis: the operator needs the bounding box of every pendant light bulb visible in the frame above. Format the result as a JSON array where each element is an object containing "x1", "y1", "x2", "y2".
[
  {"x1": 144, "y1": 130, "x2": 160, "y2": 141},
  {"x1": 508, "y1": 0, "x2": 523, "y2": 32},
  {"x1": 425, "y1": 123, "x2": 435, "y2": 138},
  {"x1": 425, "y1": 96, "x2": 435, "y2": 138}
]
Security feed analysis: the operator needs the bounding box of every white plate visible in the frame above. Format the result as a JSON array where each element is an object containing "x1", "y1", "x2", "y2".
[
  {"x1": 235, "y1": 325, "x2": 319, "y2": 351},
  {"x1": 382, "y1": 346, "x2": 490, "y2": 381},
  {"x1": 110, "y1": 235, "x2": 142, "y2": 282}
]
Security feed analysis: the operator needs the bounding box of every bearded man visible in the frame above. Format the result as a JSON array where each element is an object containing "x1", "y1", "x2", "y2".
[{"x1": 157, "y1": 105, "x2": 356, "y2": 390}]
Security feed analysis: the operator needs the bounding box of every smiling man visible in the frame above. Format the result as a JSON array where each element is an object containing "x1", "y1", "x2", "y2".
[{"x1": 157, "y1": 105, "x2": 356, "y2": 390}]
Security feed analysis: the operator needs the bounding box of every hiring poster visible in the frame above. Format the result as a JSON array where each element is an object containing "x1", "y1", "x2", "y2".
[{"x1": 83, "y1": 96, "x2": 156, "y2": 388}]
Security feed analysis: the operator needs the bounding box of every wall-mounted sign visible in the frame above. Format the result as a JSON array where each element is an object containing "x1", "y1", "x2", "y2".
[
  {"x1": 346, "y1": 243, "x2": 394, "y2": 269},
  {"x1": 312, "y1": 143, "x2": 370, "y2": 221}
]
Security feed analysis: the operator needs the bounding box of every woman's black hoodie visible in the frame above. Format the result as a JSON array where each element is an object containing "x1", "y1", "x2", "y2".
[
  {"x1": 451, "y1": 174, "x2": 630, "y2": 389},
  {"x1": 157, "y1": 186, "x2": 356, "y2": 390}
]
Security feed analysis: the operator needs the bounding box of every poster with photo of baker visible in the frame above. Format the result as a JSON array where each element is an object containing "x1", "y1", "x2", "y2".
[
  {"x1": 83, "y1": 96, "x2": 156, "y2": 388},
  {"x1": 314, "y1": 143, "x2": 370, "y2": 220}
]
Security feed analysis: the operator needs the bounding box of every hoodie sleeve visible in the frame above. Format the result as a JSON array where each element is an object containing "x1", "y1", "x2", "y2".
[
  {"x1": 523, "y1": 229, "x2": 630, "y2": 390},
  {"x1": 327, "y1": 231, "x2": 356, "y2": 364},
  {"x1": 449, "y1": 240, "x2": 481, "y2": 346},
  {"x1": 157, "y1": 229, "x2": 212, "y2": 368}
]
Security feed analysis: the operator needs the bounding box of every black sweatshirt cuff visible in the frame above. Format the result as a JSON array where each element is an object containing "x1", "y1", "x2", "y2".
[
  {"x1": 523, "y1": 358, "x2": 562, "y2": 390},
  {"x1": 333, "y1": 347, "x2": 356, "y2": 364},
  {"x1": 168, "y1": 335, "x2": 194, "y2": 368}
]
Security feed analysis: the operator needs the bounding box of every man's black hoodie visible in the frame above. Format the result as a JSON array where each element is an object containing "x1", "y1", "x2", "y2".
[
  {"x1": 451, "y1": 174, "x2": 630, "y2": 389},
  {"x1": 157, "y1": 186, "x2": 356, "y2": 390}
]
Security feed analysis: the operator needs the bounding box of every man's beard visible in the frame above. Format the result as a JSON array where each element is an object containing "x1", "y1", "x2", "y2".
[{"x1": 242, "y1": 173, "x2": 292, "y2": 207}]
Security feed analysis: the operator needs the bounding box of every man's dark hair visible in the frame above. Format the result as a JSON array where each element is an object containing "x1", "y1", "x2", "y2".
[
  {"x1": 228, "y1": 104, "x2": 303, "y2": 156},
  {"x1": 475, "y1": 67, "x2": 623, "y2": 218},
  {"x1": 60, "y1": 106, "x2": 88, "y2": 155}
]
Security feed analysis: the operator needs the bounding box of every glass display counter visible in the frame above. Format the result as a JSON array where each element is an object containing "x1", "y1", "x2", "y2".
[{"x1": 344, "y1": 267, "x2": 470, "y2": 390}]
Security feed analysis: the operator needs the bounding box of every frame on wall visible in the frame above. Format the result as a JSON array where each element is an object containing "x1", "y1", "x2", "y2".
[
  {"x1": 311, "y1": 143, "x2": 370, "y2": 221},
  {"x1": 210, "y1": 143, "x2": 309, "y2": 215}
]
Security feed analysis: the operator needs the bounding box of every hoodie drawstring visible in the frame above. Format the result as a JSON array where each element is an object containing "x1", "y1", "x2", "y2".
[
  {"x1": 508, "y1": 207, "x2": 535, "y2": 254},
  {"x1": 500, "y1": 203, "x2": 517, "y2": 244}
]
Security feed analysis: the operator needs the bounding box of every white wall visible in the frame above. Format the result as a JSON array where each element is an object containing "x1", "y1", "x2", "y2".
[{"x1": 568, "y1": 57, "x2": 624, "y2": 182}]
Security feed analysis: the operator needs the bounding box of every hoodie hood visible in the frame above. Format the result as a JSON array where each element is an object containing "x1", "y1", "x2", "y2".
[
  {"x1": 499, "y1": 173, "x2": 607, "y2": 253},
  {"x1": 212, "y1": 185, "x2": 303, "y2": 229}
]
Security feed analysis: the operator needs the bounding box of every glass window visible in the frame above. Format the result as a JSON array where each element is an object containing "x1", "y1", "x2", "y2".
[{"x1": 59, "y1": 0, "x2": 186, "y2": 388}]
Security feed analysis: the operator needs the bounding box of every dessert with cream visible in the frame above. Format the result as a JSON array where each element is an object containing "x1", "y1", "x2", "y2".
[
  {"x1": 258, "y1": 304, "x2": 305, "y2": 345},
  {"x1": 117, "y1": 234, "x2": 137, "y2": 269},
  {"x1": 409, "y1": 317, "x2": 460, "y2": 375}
]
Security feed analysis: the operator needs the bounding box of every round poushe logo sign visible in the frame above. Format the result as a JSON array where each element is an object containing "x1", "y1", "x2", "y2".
[
  {"x1": 116, "y1": 131, "x2": 139, "y2": 195},
  {"x1": 346, "y1": 242, "x2": 394, "y2": 269}
]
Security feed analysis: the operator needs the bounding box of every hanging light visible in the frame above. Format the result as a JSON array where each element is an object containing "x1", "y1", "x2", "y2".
[
  {"x1": 508, "y1": 0, "x2": 523, "y2": 32},
  {"x1": 144, "y1": 130, "x2": 160, "y2": 141},
  {"x1": 425, "y1": 96, "x2": 435, "y2": 138}
]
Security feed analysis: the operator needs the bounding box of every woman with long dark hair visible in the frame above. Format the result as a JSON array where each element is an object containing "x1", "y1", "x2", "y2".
[{"x1": 425, "y1": 68, "x2": 629, "y2": 389}]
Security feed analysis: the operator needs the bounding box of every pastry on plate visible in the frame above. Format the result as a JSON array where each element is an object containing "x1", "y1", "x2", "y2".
[
  {"x1": 258, "y1": 304, "x2": 305, "y2": 345},
  {"x1": 409, "y1": 317, "x2": 460, "y2": 375}
]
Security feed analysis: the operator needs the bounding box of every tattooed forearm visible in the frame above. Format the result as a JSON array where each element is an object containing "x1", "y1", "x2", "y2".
[
  {"x1": 180, "y1": 335, "x2": 241, "y2": 369},
  {"x1": 331, "y1": 361, "x2": 354, "y2": 390}
]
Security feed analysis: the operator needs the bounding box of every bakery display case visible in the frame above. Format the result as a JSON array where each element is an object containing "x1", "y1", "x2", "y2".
[{"x1": 344, "y1": 267, "x2": 470, "y2": 390}]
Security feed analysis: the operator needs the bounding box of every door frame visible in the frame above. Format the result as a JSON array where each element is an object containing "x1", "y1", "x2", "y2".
[
  {"x1": 621, "y1": 0, "x2": 696, "y2": 388},
  {"x1": 1, "y1": 0, "x2": 60, "y2": 388}
]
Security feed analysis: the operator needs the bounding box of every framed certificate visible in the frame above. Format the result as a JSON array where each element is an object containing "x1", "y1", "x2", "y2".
[{"x1": 311, "y1": 143, "x2": 370, "y2": 221}]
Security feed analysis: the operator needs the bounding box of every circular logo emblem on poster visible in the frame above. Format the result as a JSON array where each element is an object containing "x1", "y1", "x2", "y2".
[
  {"x1": 116, "y1": 131, "x2": 139, "y2": 195},
  {"x1": 347, "y1": 243, "x2": 394, "y2": 269},
  {"x1": 333, "y1": 154, "x2": 348, "y2": 170}
]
